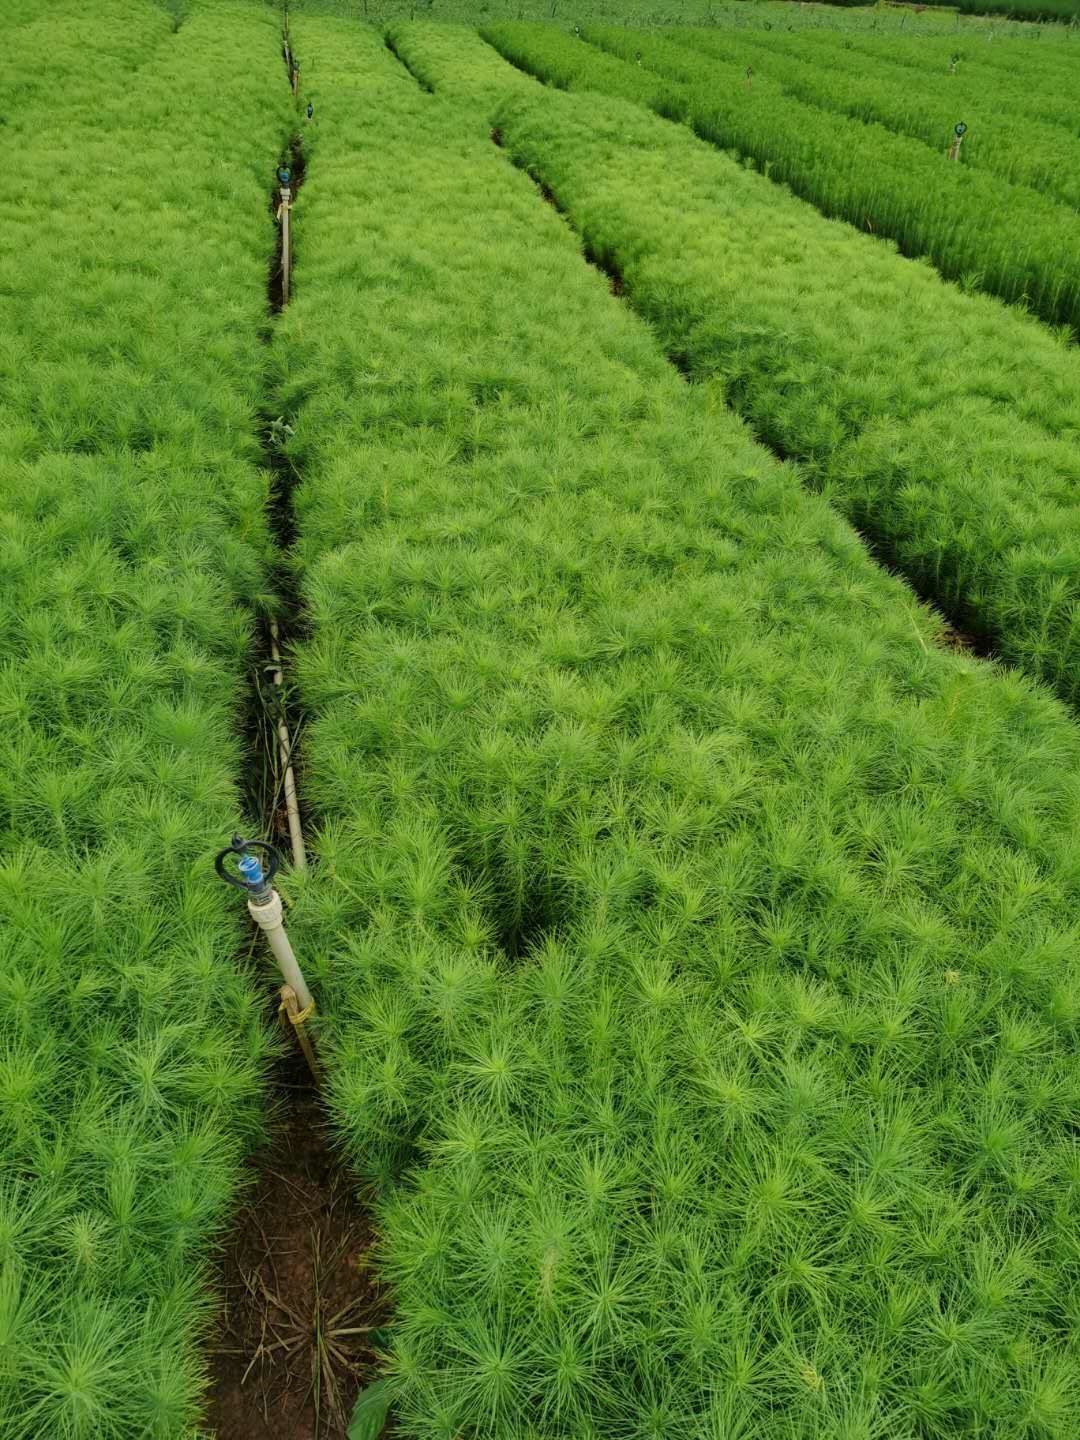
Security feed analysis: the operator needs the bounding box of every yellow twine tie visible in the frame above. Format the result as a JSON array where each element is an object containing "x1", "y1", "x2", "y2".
[{"x1": 279, "y1": 997, "x2": 316, "y2": 1027}]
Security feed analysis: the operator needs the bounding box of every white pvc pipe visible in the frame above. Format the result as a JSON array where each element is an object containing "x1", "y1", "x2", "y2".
[{"x1": 248, "y1": 890, "x2": 314, "y2": 1011}]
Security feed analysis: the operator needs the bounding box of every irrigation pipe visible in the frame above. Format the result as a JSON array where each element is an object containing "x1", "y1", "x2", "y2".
[
  {"x1": 267, "y1": 619, "x2": 307, "y2": 871},
  {"x1": 216, "y1": 837, "x2": 319, "y2": 1078},
  {"x1": 251, "y1": 882, "x2": 312, "y2": 1010}
]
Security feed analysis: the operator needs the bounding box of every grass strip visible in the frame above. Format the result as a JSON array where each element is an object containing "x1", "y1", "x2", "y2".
[
  {"x1": 0, "y1": 5, "x2": 293, "y2": 1434},
  {"x1": 283, "y1": 17, "x2": 1080, "y2": 1437}
]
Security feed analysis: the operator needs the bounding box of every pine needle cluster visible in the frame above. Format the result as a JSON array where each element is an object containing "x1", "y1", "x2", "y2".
[
  {"x1": 283, "y1": 17, "x2": 1080, "y2": 1436},
  {"x1": 0, "y1": 5, "x2": 292, "y2": 1434}
]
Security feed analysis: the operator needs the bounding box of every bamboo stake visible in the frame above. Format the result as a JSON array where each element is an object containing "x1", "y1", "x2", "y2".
[
  {"x1": 280, "y1": 984, "x2": 320, "y2": 1080},
  {"x1": 278, "y1": 183, "x2": 292, "y2": 305},
  {"x1": 268, "y1": 619, "x2": 307, "y2": 871}
]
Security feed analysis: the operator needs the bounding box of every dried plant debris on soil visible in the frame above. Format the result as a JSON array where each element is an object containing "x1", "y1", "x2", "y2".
[{"x1": 208, "y1": 1088, "x2": 385, "y2": 1440}]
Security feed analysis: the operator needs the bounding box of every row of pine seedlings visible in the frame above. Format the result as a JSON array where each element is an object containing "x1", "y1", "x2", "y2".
[
  {"x1": 666, "y1": 24, "x2": 1080, "y2": 207},
  {"x1": 403, "y1": 24, "x2": 1080, "y2": 714},
  {"x1": 482, "y1": 21, "x2": 1080, "y2": 335},
  {"x1": 0, "y1": 4, "x2": 292, "y2": 1435},
  {"x1": 793, "y1": 24, "x2": 1080, "y2": 135},
  {"x1": 281, "y1": 16, "x2": 1080, "y2": 1439}
]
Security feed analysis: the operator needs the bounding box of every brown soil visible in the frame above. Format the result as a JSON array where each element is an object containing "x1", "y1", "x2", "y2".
[
  {"x1": 942, "y1": 622, "x2": 994, "y2": 659},
  {"x1": 206, "y1": 1054, "x2": 385, "y2": 1440}
]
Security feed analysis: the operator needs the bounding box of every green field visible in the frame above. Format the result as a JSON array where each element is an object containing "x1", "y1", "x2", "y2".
[
  {"x1": 290, "y1": 0, "x2": 1080, "y2": 26},
  {"x1": 7, "y1": 0, "x2": 1080, "y2": 1436}
]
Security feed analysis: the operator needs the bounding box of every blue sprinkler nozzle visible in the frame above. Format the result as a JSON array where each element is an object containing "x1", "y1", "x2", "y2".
[{"x1": 238, "y1": 851, "x2": 265, "y2": 888}]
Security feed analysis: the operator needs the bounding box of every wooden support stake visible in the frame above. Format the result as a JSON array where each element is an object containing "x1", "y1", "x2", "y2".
[
  {"x1": 269, "y1": 619, "x2": 306, "y2": 871},
  {"x1": 279, "y1": 984, "x2": 321, "y2": 1080},
  {"x1": 278, "y1": 185, "x2": 292, "y2": 305}
]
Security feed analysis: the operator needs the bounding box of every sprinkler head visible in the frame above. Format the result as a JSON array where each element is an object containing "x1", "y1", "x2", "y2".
[
  {"x1": 306, "y1": 101, "x2": 313, "y2": 119},
  {"x1": 277, "y1": 165, "x2": 291, "y2": 186},
  {"x1": 954, "y1": 121, "x2": 967, "y2": 136},
  {"x1": 215, "y1": 835, "x2": 281, "y2": 902}
]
